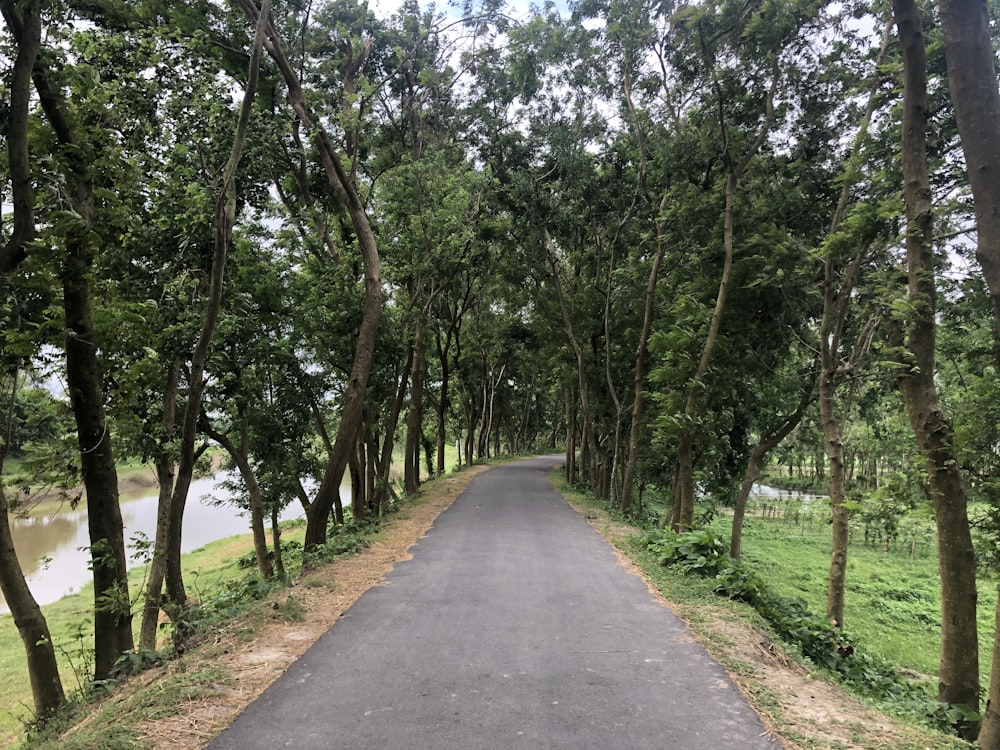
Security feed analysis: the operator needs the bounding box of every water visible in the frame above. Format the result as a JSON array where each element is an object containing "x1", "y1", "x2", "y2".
[
  {"x1": 750, "y1": 483, "x2": 828, "y2": 512},
  {"x1": 750, "y1": 483, "x2": 827, "y2": 501},
  {"x1": 0, "y1": 474, "x2": 336, "y2": 614}
]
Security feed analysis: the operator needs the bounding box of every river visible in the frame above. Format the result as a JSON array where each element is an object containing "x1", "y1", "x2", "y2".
[{"x1": 0, "y1": 474, "x2": 342, "y2": 614}]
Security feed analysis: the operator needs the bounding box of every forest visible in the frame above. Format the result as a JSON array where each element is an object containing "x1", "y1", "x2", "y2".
[{"x1": 2, "y1": 0, "x2": 1000, "y2": 745}]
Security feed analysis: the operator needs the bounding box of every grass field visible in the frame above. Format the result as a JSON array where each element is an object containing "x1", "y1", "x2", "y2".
[{"x1": 709, "y1": 513, "x2": 998, "y2": 686}]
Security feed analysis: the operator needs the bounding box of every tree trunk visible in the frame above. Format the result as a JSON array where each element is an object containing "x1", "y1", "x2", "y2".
[
  {"x1": 271, "y1": 506, "x2": 285, "y2": 579},
  {"x1": 166, "y1": 3, "x2": 270, "y2": 605},
  {"x1": 730, "y1": 380, "x2": 814, "y2": 558},
  {"x1": 937, "y1": 0, "x2": 1000, "y2": 336},
  {"x1": 981, "y1": 587, "x2": 1000, "y2": 749},
  {"x1": 366, "y1": 421, "x2": 378, "y2": 515},
  {"x1": 676, "y1": 74, "x2": 776, "y2": 529},
  {"x1": 516, "y1": 372, "x2": 537, "y2": 454},
  {"x1": 18, "y1": 0, "x2": 137, "y2": 677},
  {"x1": 64, "y1": 229, "x2": 135, "y2": 679},
  {"x1": 477, "y1": 361, "x2": 490, "y2": 459},
  {"x1": 350, "y1": 422, "x2": 367, "y2": 521},
  {"x1": 932, "y1": 2, "x2": 1000, "y2": 741},
  {"x1": 139, "y1": 361, "x2": 180, "y2": 650},
  {"x1": 349, "y1": 432, "x2": 364, "y2": 517},
  {"x1": 0, "y1": 368, "x2": 65, "y2": 718},
  {"x1": 405, "y1": 325, "x2": 426, "y2": 495},
  {"x1": 675, "y1": 169, "x2": 737, "y2": 530},
  {"x1": 0, "y1": 0, "x2": 39, "y2": 274},
  {"x1": 565, "y1": 385, "x2": 577, "y2": 484},
  {"x1": 545, "y1": 232, "x2": 598, "y2": 484},
  {"x1": 821, "y1": 359, "x2": 849, "y2": 629},
  {"x1": 622, "y1": 194, "x2": 668, "y2": 513},
  {"x1": 891, "y1": 0, "x2": 980, "y2": 727},
  {"x1": 375, "y1": 349, "x2": 413, "y2": 514},
  {"x1": 201, "y1": 415, "x2": 273, "y2": 580},
  {"x1": 816, "y1": 21, "x2": 892, "y2": 629},
  {"x1": 236, "y1": 0, "x2": 382, "y2": 550},
  {"x1": 465, "y1": 400, "x2": 478, "y2": 468},
  {"x1": 0, "y1": 2, "x2": 66, "y2": 715},
  {"x1": 436, "y1": 353, "x2": 450, "y2": 475},
  {"x1": 0, "y1": 485, "x2": 65, "y2": 715}
]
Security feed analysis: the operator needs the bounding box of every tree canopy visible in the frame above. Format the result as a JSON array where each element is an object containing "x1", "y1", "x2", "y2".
[{"x1": 3, "y1": 0, "x2": 1000, "y2": 744}]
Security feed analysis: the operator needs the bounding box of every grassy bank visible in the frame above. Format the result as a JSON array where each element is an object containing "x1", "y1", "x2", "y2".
[{"x1": 0, "y1": 522, "x2": 309, "y2": 747}]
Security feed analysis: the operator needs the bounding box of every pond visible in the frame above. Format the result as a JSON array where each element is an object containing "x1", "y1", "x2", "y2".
[{"x1": 750, "y1": 483, "x2": 828, "y2": 501}]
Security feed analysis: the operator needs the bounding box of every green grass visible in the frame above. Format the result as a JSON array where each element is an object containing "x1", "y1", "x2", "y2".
[{"x1": 726, "y1": 515, "x2": 997, "y2": 682}]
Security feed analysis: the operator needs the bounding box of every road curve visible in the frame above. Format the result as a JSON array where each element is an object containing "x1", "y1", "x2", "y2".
[{"x1": 207, "y1": 456, "x2": 779, "y2": 749}]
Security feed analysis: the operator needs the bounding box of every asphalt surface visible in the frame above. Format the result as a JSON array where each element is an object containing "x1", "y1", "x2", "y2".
[{"x1": 208, "y1": 456, "x2": 780, "y2": 749}]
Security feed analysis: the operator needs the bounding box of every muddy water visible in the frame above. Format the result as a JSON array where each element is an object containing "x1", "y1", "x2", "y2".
[
  {"x1": 0, "y1": 474, "x2": 324, "y2": 614},
  {"x1": 750, "y1": 483, "x2": 828, "y2": 513}
]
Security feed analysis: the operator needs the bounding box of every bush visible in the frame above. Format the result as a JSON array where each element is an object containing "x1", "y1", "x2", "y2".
[
  {"x1": 642, "y1": 527, "x2": 978, "y2": 734},
  {"x1": 644, "y1": 528, "x2": 729, "y2": 576},
  {"x1": 236, "y1": 540, "x2": 303, "y2": 569}
]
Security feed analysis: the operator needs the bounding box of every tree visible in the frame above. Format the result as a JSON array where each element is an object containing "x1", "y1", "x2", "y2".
[
  {"x1": 0, "y1": 0, "x2": 65, "y2": 715},
  {"x1": 890, "y1": 0, "x2": 981, "y2": 733},
  {"x1": 934, "y1": 0, "x2": 1000, "y2": 742},
  {"x1": 146, "y1": 0, "x2": 271, "y2": 617},
  {"x1": 235, "y1": 0, "x2": 382, "y2": 550},
  {"x1": 2, "y1": 0, "x2": 140, "y2": 678},
  {"x1": 817, "y1": 17, "x2": 892, "y2": 630}
]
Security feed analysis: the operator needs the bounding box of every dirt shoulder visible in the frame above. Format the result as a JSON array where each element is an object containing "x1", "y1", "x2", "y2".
[
  {"x1": 562, "y1": 492, "x2": 967, "y2": 750},
  {"x1": 134, "y1": 465, "x2": 493, "y2": 749}
]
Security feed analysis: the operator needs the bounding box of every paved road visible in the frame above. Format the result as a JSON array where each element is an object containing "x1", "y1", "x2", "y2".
[{"x1": 208, "y1": 456, "x2": 779, "y2": 749}]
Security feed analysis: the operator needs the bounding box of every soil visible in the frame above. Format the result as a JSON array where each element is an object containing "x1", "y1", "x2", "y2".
[{"x1": 53, "y1": 463, "x2": 950, "y2": 750}]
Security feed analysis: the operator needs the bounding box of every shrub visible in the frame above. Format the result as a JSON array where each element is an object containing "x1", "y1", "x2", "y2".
[{"x1": 642, "y1": 527, "x2": 978, "y2": 734}]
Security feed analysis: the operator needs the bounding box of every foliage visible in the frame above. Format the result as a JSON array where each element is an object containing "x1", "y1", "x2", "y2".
[
  {"x1": 236, "y1": 540, "x2": 303, "y2": 570},
  {"x1": 301, "y1": 519, "x2": 378, "y2": 568}
]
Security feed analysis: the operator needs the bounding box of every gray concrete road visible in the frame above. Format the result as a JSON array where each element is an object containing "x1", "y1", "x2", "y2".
[{"x1": 208, "y1": 456, "x2": 780, "y2": 749}]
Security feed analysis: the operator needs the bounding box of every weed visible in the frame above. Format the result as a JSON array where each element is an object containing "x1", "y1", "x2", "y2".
[
  {"x1": 236, "y1": 541, "x2": 303, "y2": 570},
  {"x1": 301, "y1": 520, "x2": 377, "y2": 569},
  {"x1": 303, "y1": 577, "x2": 336, "y2": 590},
  {"x1": 278, "y1": 594, "x2": 306, "y2": 621},
  {"x1": 110, "y1": 646, "x2": 165, "y2": 680}
]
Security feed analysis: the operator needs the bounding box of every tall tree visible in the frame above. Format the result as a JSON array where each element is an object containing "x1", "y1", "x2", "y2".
[
  {"x1": 819, "y1": 18, "x2": 892, "y2": 630},
  {"x1": 0, "y1": 0, "x2": 66, "y2": 715},
  {"x1": 887, "y1": 0, "x2": 980, "y2": 725},
  {"x1": 933, "y1": 0, "x2": 1000, "y2": 742},
  {"x1": 161, "y1": 0, "x2": 272, "y2": 610},
  {"x1": 236, "y1": 0, "x2": 383, "y2": 550},
  {"x1": 5, "y1": 0, "x2": 139, "y2": 678}
]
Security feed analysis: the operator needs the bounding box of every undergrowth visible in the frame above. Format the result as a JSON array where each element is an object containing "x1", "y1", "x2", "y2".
[{"x1": 644, "y1": 527, "x2": 981, "y2": 737}]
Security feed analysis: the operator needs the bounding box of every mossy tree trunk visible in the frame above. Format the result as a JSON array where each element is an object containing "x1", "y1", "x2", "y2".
[{"x1": 890, "y1": 0, "x2": 980, "y2": 732}]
